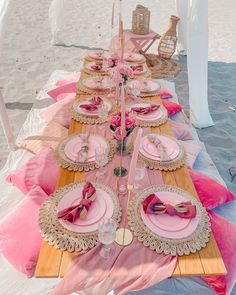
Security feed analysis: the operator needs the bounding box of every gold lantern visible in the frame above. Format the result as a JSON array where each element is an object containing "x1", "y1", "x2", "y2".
[{"x1": 132, "y1": 5, "x2": 150, "y2": 35}]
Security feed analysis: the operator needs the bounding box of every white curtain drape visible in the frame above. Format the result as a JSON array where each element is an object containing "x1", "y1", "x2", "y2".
[
  {"x1": 0, "y1": 91, "x2": 16, "y2": 149},
  {"x1": 175, "y1": 0, "x2": 188, "y2": 55},
  {"x1": 187, "y1": 0, "x2": 214, "y2": 128}
]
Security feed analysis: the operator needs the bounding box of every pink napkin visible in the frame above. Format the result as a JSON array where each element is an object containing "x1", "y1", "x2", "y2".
[
  {"x1": 142, "y1": 194, "x2": 196, "y2": 219},
  {"x1": 91, "y1": 61, "x2": 103, "y2": 71},
  {"x1": 79, "y1": 104, "x2": 98, "y2": 111},
  {"x1": 89, "y1": 96, "x2": 103, "y2": 106},
  {"x1": 56, "y1": 72, "x2": 81, "y2": 87},
  {"x1": 47, "y1": 83, "x2": 77, "y2": 101},
  {"x1": 130, "y1": 65, "x2": 144, "y2": 72},
  {"x1": 57, "y1": 182, "x2": 96, "y2": 223},
  {"x1": 131, "y1": 104, "x2": 160, "y2": 115}
]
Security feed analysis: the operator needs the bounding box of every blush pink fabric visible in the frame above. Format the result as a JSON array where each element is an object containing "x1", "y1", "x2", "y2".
[
  {"x1": 56, "y1": 72, "x2": 81, "y2": 87},
  {"x1": 203, "y1": 212, "x2": 236, "y2": 295},
  {"x1": 6, "y1": 148, "x2": 60, "y2": 195},
  {"x1": 162, "y1": 100, "x2": 182, "y2": 116},
  {"x1": 160, "y1": 87, "x2": 173, "y2": 99},
  {"x1": 40, "y1": 93, "x2": 75, "y2": 128},
  {"x1": 189, "y1": 168, "x2": 236, "y2": 210},
  {"x1": 51, "y1": 124, "x2": 177, "y2": 295},
  {"x1": 19, "y1": 121, "x2": 68, "y2": 154},
  {"x1": 169, "y1": 119, "x2": 193, "y2": 141},
  {"x1": 0, "y1": 186, "x2": 47, "y2": 277},
  {"x1": 47, "y1": 83, "x2": 77, "y2": 101}
]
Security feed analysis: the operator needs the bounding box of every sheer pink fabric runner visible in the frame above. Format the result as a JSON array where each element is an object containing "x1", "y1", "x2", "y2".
[{"x1": 51, "y1": 124, "x2": 177, "y2": 295}]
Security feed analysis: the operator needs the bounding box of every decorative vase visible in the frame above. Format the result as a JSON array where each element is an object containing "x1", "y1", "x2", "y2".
[
  {"x1": 116, "y1": 138, "x2": 127, "y2": 154},
  {"x1": 158, "y1": 15, "x2": 180, "y2": 59},
  {"x1": 132, "y1": 5, "x2": 150, "y2": 35}
]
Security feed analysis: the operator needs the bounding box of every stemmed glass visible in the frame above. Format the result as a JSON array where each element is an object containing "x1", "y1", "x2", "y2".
[
  {"x1": 98, "y1": 218, "x2": 116, "y2": 258},
  {"x1": 98, "y1": 103, "x2": 109, "y2": 123},
  {"x1": 131, "y1": 81, "x2": 141, "y2": 101},
  {"x1": 134, "y1": 161, "x2": 145, "y2": 190},
  {"x1": 95, "y1": 146, "x2": 108, "y2": 178}
]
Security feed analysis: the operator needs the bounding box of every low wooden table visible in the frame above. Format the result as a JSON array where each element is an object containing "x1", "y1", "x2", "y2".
[
  {"x1": 35, "y1": 68, "x2": 227, "y2": 279},
  {"x1": 124, "y1": 29, "x2": 161, "y2": 54}
]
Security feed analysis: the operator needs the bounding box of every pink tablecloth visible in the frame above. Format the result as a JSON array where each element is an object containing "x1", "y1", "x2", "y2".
[{"x1": 52, "y1": 124, "x2": 177, "y2": 295}]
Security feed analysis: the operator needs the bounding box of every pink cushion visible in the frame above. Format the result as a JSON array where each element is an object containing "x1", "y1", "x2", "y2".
[
  {"x1": 0, "y1": 186, "x2": 47, "y2": 277},
  {"x1": 56, "y1": 72, "x2": 81, "y2": 87},
  {"x1": 189, "y1": 168, "x2": 236, "y2": 210},
  {"x1": 6, "y1": 148, "x2": 60, "y2": 195},
  {"x1": 203, "y1": 212, "x2": 236, "y2": 295},
  {"x1": 19, "y1": 121, "x2": 68, "y2": 154},
  {"x1": 162, "y1": 100, "x2": 182, "y2": 116},
  {"x1": 169, "y1": 119, "x2": 193, "y2": 141},
  {"x1": 47, "y1": 83, "x2": 77, "y2": 101},
  {"x1": 181, "y1": 141, "x2": 202, "y2": 168},
  {"x1": 160, "y1": 87, "x2": 173, "y2": 99},
  {"x1": 40, "y1": 93, "x2": 75, "y2": 128}
]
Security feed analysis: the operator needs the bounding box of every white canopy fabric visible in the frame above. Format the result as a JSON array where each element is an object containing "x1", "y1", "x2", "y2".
[{"x1": 176, "y1": 0, "x2": 214, "y2": 128}]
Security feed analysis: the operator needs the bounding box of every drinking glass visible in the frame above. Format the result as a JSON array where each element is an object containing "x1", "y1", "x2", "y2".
[
  {"x1": 98, "y1": 103, "x2": 109, "y2": 122},
  {"x1": 98, "y1": 218, "x2": 116, "y2": 258},
  {"x1": 95, "y1": 146, "x2": 108, "y2": 178},
  {"x1": 131, "y1": 81, "x2": 141, "y2": 100},
  {"x1": 134, "y1": 161, "x2": 145, "y2": 190}
]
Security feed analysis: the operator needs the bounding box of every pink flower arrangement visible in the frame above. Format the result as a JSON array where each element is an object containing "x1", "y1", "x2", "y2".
[
  {"x1": 110, "y1": 64, "x2": 134, "y2": 85},
  {"x1": 110, "y1": 111, "x2": 136, "y2": 140},
  {"x1": 107, "y1": 54, "x2": 121, "y2": 68}
]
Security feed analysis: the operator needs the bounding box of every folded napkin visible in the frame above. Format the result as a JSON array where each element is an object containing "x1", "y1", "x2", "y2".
[
  {"x1": 91, "y1": 63, "x2": 103, "y2": 71},
  {"x1": 142, "y1": 194, "x2": 196, "y2": 219},
  {"x1": 76, "y1": 133, "x2": 89, "y2": 162},
  {"x1": 47, "y1": 83, "x2": 77, "y2": 101},
  {"x1": 57, "y1": 182, "x2": 96, "y2": 223},
  {"x1": 131, "y1": 104, "x2": 160, "y2": 115},
  {"x1": 79, "y1": 104, "x2": 98, "y2": 112},
  {"x1": 147, "y1": 135, "x2": 169, "y2": 162},
  {"x1": 130, "y1": 65, "x2": 144, "y2": 72},
  {"x1": 89, "y1": 96, "x2": 103, "y2": 106}
]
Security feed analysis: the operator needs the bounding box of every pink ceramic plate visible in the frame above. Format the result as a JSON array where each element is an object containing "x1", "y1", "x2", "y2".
[
  {"x1": 88, "y1": 50, "x2": 104, "y2": 60},
  {"x1": 57, "y1": 187, "x2": 114, "y2": 233},
  {"x1": 124, "y1": 53, "x2": 144, "y2": 62},
  {"x1": 130, "y1": 103, "x2": 163, "y2": 121},
  {"x1": 76, "y1": 99, "x2": 112, "y2": 117},
  {"x1": 128, "y1": 80, "x2": 160, "y2": 93},
  {"x1": 140, "y1": 191, "x2": 199, "y2": 239},
  {"x1": 83, "y1": 77, "x2": 114, "y2": 90},
  {"x1": 64, "y1": 134, "x2": 108, "y2": 163},
  {"x1": 139, "y1": 135, "x2": 180, "y2": 161},
  {"x1": 86, "y1": 62, "x2": 107, "y2": 73}
]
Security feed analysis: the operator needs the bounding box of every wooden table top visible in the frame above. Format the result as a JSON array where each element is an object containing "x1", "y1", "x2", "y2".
[{"x1": 35, "y1": 68, "x2": 226, "y2": 279}]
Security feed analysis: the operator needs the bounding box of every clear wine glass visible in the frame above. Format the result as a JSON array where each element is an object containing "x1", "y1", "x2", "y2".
[
  {"x1": 98, "y1": 218, "x2": 116, "y2": 258},
  {"x1": 134, "y1": 161, "x2": 145, "y2": 190},
  {"x1": 95, "y1": 146, "x2": 108, "y2": 178},
  {"x1": 98, "y1": 102, "x2": 109, "y2": 122},
  {"x1": 131, "y1": 81, "x2": 141, "y2": 101}
]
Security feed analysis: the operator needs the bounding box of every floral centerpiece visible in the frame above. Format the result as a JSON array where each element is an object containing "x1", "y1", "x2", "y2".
[
  {"x1": 111, "y1": 63, "x2": 134, "y2": 86},
  {"x1": 110, "y1": 111, "x2": 136, "y2": 153},
  {"x1": 107, "y1": 53, "x2": 121, "y2": 68}
]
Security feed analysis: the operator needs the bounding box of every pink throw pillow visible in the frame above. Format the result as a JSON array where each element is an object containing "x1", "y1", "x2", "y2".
[
  {"x1": 47, "y1": 83, "x2": 77, "y2": 101},
  {"x1": 19, "y1": 121, "x2": 68, "y2": 154},
  {"x1": 160, "y1": 87, "x2": 173, "y2": 99},
  {"x1": 56, "y1": 72, "x2": 81, "y2": 87},
  {"x1": 0, "y1": 186, "x2": 47, "y2": 277},
  {"x1": 203, "y1": 212, "x2": 236, "y2": 295},
  {"x1": 181, "y1": 141, "x2": 202, "y2": 168},
  {"x1": 189, "y1": 168, "x2": 236, "y2": 210},
  {"x1": 6, "y1": 148, "x2": 60, "y2": 195},
  {"x1": 40, "y1": 93, "x2": 75, "y2": 128},
  {"x1": 162, "y1": 100, "x2": 182, "y2": 116},
  {"x1": 169, "y1": 119, "x2": 193, "y2": 141}
]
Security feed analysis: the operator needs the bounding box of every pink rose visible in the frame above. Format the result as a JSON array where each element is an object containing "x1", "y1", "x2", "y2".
[
  {"x1": 107, "y1": 54, "x2": 121, "y2": 68},
  {"x1": 114, "y1": 126, "x2": 126, "y2": 141},
  {"x1": 125, "y1": 117, "x2": 136, "y2": 129},
  {"x1": 117, "y1": 64, "x2": 134, "y2": 79},
  {"x1": 110, "y1": 113, "x2": 121, "y2": 127}
]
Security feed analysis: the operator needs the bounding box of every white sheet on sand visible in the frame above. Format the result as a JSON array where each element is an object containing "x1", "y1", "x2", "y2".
[{"x1": 0, "y1": 70, "x2": 235, "y2": 295}]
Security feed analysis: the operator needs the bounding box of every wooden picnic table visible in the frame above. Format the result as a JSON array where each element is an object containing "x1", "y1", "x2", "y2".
[{"x1": 35, "y1": 63, "x2": 227, "y2": 279}]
